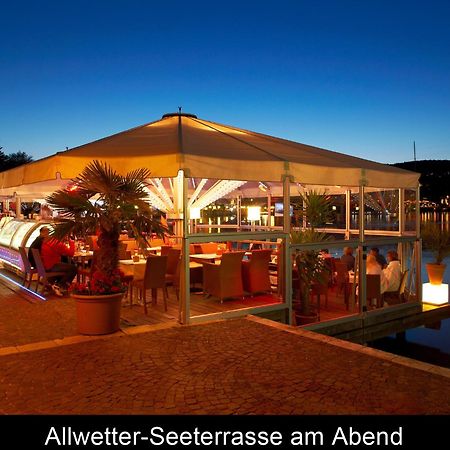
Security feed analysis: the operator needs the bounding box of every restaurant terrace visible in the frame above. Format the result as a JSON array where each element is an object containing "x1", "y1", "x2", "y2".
[{"x1": 0, "y1": 112, "x2": 425, "y2": 337}]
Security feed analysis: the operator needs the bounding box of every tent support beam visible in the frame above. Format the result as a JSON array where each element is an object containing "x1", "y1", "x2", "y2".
[
  {"x1": 180, "y1": 171, "x2": 190, "y2": 325},
  {"x1": 345, "y1": 189, "x2": 351, "y2": 240},
  {"x1": 283, "y1": 176, "x2": 292, "y2": 325},
  {"x1": 415, "y1": 185, "x2": 422, "y2": 302},
  {"x1": 399, "y1": 188, "x2": 406, "y2": 271},
  {"x1": 358, "y1": 185, "x2": 366, "y2": 314},
  {"x1": 14, "y1": 195, "x2": 22, "y2": 219}
]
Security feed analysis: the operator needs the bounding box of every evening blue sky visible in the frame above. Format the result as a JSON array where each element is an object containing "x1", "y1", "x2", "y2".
[{"x1": 1, "y1": 0, "x2": 449, "y2": 164}]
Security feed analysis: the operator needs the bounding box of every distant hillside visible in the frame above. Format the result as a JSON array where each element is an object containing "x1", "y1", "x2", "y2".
[{"x1": 392, "y1": 160, "x2": 450, "y2": 203}]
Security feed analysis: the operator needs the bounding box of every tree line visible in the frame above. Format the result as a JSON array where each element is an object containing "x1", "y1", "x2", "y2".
[{"x1": 0, "y1": 148, "x2": 33, "y2": 172}]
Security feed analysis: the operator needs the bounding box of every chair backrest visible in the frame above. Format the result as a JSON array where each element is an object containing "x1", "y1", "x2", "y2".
[
  {"x1": 124, "y1": 240, "x2": 137, "y2": 252},
  {"x1": 196, "y1": 243, "x2": 218, "y2": 254},
  {"x1": 398, "y1": 269, "x2": 409, "y2": 300},
  {"x1": 166, "y1": 248, "x2": 181, "y2": 275},
  {"x1": 118, "y1": 242, "x2": 131, "y2": 260},
  {"x1": 160, "y1": 245, "x2": 172, "y2": 256},
  {"x1": 219, "y1": 251, "x2": 245, "y2": 272},
  {"x1": 324, "y1": 256, "x2": 334, "y2": 273},
  {"x1": 366, "y1": 274, "x2": 381, "y2": 298},
  {"x1": 335, "y1": 261, "x2": 349, "y2": 281},
  {"x1": 144, "y1": 255, "x2": 168, "y2": 289},
  {"x1": 248, "y1": 249, "x2": 272, "y2": 269},
  {"x1": 19, "y1": 246, "x2": 33, "y2": 272},
  {"x1": 87, "y1": 235, "x2": 99, "y2": 251},
  {"x1": 31, "y1": 248, "x2": 48, "y2": 278},
  {"x1": 150, "y1": 238, "x2": 166, "y2": 247}
]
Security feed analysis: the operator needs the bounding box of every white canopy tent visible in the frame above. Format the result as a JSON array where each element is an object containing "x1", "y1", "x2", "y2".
[
  {"x1": 0, "y1": 112, "x2": 422, "y2": 324},
  {"x1": 0, "y1": 112, "x2": 419, "y2": 196}
]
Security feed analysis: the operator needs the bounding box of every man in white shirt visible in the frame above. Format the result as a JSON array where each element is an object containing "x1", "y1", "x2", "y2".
[{"x1": 383, "y1": 250, "x2": 402, "y2": 292}]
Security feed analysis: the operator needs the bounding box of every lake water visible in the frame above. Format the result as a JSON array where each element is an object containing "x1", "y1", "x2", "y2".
[{"x1": 370, "y1": 212, "x2": 449, "y2": 368}]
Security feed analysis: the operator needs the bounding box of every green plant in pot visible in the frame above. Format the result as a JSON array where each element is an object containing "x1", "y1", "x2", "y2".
[
  {"x1": 46, "y1": 160, "x2": 167, "y2": 335},
  {"x1": 421, "y1": 222, "x2": 450, "y2": 285},
  {"x1": 291, "y1": 190, "x2": 332, "y2": 323}
]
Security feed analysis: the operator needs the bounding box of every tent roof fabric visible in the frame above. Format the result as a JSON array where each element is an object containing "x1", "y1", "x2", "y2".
[{"x1": 0, "y1": 113, "x2": 419, "y2": 194}]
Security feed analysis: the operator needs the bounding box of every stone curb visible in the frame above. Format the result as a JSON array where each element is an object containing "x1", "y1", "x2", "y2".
[
  {"x1": 247, "y1": 315, "x2": 450, "y2": 379},
  {"x1": 0, "y1": 321, "x2": 181, "y2": 357}
]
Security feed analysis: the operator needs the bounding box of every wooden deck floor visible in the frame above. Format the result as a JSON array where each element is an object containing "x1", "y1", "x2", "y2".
[{"x1": 0, "y1": 267, "x2": 355, "y2": 330}]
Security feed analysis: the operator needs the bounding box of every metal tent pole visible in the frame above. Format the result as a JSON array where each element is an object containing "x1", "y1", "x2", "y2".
[{"x1": 283, "y1": 176, "x2": 292, "y2": 324}]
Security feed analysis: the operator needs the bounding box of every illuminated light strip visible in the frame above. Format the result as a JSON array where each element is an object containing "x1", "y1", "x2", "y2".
[
  {"x1": 151, "y1": 178, "x2": 174, "y2": 211},
  {"x1": 143, "y1": 187, "x2": 169, "y2": 213},
  {"x1": 0, "y1": 272, "x2": 47, "y2": 301},
  {"x1": 188, "y1": 178, "x2": 208, "y2": 207},
  {"x1": 192, "y1": 180, "x2": 247, "y2": 210},
  {"x1": 168, "y1": 177, "x2": 174, "y2": 197},
  {"x1": 193, "y1": 180, "x2": 245, "y2": 210}
]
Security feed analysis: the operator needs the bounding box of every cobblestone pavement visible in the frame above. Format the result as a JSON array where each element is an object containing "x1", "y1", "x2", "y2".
[
  {"x1": 0, "y1": 279, "x2": 176, "y2": 347},
  {"x1": 1, "y1": 318, "x2": 449, "y2": 414}
]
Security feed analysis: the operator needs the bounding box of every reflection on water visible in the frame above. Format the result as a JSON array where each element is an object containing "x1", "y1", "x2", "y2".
[
  {"x1": 371, "y1": 319, "x2": 450, "y2": 368},
  {"x1": 421, "y1": 211, "x2": 450, "y2": 231}
]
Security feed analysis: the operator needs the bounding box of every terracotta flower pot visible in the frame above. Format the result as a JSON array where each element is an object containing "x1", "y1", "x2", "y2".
[
  {"x1": 72, "y1": 292, "x2": 124, "y2": 335},
  {"x1": 425, "y1": 263, "x2": 447, "y2": 285}
]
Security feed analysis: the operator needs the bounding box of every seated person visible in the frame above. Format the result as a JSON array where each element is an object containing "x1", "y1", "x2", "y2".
[
  {"x1": 370, "y1": 247, "x2": 387, "y2": 269},
  {"x1": 340, "y1": 247, "x2": 355, "y2": 271},
  {"x1": 41, "y1": 236, "x2": 77, "y2": 296},
  {"x1": 383, "y1": 250, "x2": 402, "y2": 293},
  {"x1": 319, "y1": 248, "x2": 332, "y2": 258},
  {"x1": 28, "y1": 226, "x2": 49, "y2": 268},
  {"x1": 366, "y1": 254, "x2": 388, "y2": 294}
]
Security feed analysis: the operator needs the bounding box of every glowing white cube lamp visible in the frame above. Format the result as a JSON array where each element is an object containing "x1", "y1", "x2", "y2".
[
  {"x1": 247, "y1": 206, "x2": 261, "y2": 222},
  {"x1": 422, "y1": 283, "x2": 449, "y2": 306},
  {"x1": 190, "y1": 207, "x2": 201, "y2": 220}
]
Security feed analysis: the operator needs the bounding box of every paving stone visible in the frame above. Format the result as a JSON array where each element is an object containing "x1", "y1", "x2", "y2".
[{"x1": 1, "y1": 279, "x2": 450, "y2": 414}]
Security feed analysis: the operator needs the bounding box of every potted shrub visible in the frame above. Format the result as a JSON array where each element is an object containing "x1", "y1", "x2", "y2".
[
  {"x1": 421, "y1": 222, "x2": 450, "y2": 285},
  {"x1": 291, "y1": 190, "x2": 332, "y2": 324},
  {"x1": 46, "y1": 161, "x2": 167, "y2": 335}
]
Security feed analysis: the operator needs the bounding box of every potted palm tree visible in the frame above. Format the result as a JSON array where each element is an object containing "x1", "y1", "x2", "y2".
[
  {"x1": 291, "y1": 190, "x2": 332, "y2": 324},
  {"x1": 421, "y1": 222, "x2": 450, "y2": 285},
  {"x1": 46, "y1": 161, "x2": 167, "y2": 335}
]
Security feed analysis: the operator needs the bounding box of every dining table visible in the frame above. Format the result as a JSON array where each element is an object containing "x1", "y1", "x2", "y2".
[
  {"x1": 118, "y1": 258, "x2": 147, "y2": 281},
  {"x1": 189, "y1": 251, "x2": 252, "y2": 265},
  {"x1": 118, "y1": 258, "x2": 205, "y2": 284},
  {"x1": 189, "y1": 253, "x2": 219, "y2": 264},
  {"x1": 72, "y1": 251, "x2": 94, "y2": 282}
]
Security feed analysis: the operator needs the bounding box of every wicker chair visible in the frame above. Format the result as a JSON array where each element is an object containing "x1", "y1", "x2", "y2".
[
  {"x1": 310, "y1": 270, "x2": 331, "y2": 319},
  {"x1": 165, "y1": 248, "x2": 181, "y2": 296},
  {"x1": 203, "y1": 252, "x2": 245, "y2": 302},
  {"x1": 195, "y1": 243, "x2": 219, "y2": 254},
  {"x1": 366, "y1": 274, "x2": 382, "y2": 309},
  {"x1": 241, "y1": 249, "x2": 272, "y2": 295},
  {"x1": 130, "y1": 255, "x2": 168, "y2": 313}
]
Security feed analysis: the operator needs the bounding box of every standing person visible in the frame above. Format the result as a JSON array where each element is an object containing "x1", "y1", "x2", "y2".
[
  {"x1": 383, "y1": 250, "x2": 402, "y2": 293},
  {"x1": 370, "y1": 247, "x2": 387, "y2": 269},
  {"x1": 28, "y1": 226, "x2": 49, "y2": 268},
  {"x1": 340, "y1": 247, "x2": 355, "y2": 271},
  {"x1": 41, "y1": 235, "x2": 77, "y2": 296}
]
